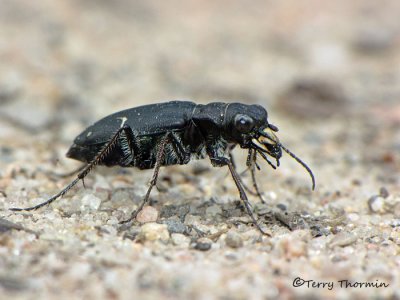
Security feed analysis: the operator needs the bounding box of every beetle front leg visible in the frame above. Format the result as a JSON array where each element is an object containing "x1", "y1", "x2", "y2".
[
  {"x1": 206, "y1": 143, "x2": 270, "y2": 235},
  {"x1": 206, "y1": 139, "x2": 230, "y2": 167},
  {"x1": 227, "y1": 147, "x2": 266, "y2": 203},
  {"x1": 247, "y1": 149, "x2": 266, "y2": 204},
  {"x1": 226, "y1": 159, "x2": 270, "y2": 236}
]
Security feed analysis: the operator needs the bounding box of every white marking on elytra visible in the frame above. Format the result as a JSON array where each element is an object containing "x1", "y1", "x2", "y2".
[
  {"x1": 86, "y1": 131, "x2": 92, "y2": 137},
  {"x1": 117, "y1": 117, "x2": 128, "y2": 128}
]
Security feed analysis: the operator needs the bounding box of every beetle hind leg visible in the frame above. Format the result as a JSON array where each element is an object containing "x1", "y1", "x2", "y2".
[{"x1": 10, "y1": 125, "x2": 133, "y2": 212}]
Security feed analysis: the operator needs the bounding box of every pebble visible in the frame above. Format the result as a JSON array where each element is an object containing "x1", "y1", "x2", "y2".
[
  {"x1": 136, "y1": 206, "x2": 159, "y2": 223},
  {"x1": 136, "y1": 223, "x2": 169, "y2": 242},
  {"x1": 368, "y1": 195, "x2": 385, "y2": 213},
  {"x1": 276, "y1": 203, "x2": 287, "y2": 211},
  {"x1": 163, "y1": 218, "x2": 187, "y2": 234},
  {"x1": 94, "y1": 189, "x2": 110, "y2": 202},
  {"x1": 110, "y1": 190, "x2": 132, "y2": 206},
  {"x1": 380, "y1": 240, "x2": 398, "y2": 256},
  {"x1": 160, "y1": 204, "x2": 190, "y2": 221},
  {"x1": 225, "y1": 231, "x2": 244, "y2": 248},
  {"x1": 80, "y1": 194, "x2": 102, "y2": 211},
  {"x1": 379, "y1": 187, "x2": 389, "y2": 198},
  {"x1": 171, "y1": 233, "x2": 190, "y2": 247},
  {"x1": 67, "y1": 262, "x2": 91, "y2": 280},
  {"x1": 205, "y1": 205, "x2": 222, "y2": 217},
  {"x1": 328, "y1": 232, "x2": 357, "y2": 248},
  {"x1": 347, "y1": 213, "x2": 360, "y2": 222},
  {"x1": 390, "y1": 219, "x2": 400, "y2": 227},
  {"x1": 193, "y1": 238, "x2": 212, "y2": 251},
  {"x1": 276, "y1": 235, "x2": 308, "y2": 258},
  {"x1": 353, "y1": 28, "x2": 394, "y2": 54}
]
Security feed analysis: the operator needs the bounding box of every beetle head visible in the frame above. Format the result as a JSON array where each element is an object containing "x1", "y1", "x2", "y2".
[
  {"x1": 225, "y1": 103, "x2": 281, "y2": 158},
  {"x1": 226, "y1": 103, "x2": 315, "y2": 190}
]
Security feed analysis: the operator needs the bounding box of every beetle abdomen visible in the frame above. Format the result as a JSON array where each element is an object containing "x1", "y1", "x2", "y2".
[{"x1": 66, "y1": 101, "x2": 198, "y2": 168}]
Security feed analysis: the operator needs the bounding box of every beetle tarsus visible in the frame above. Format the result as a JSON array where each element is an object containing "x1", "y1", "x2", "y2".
[{"x1": 9, "y1": 177, "x2": 81, "y2": 211}]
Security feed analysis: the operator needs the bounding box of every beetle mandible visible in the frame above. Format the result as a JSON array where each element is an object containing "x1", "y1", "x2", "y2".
[{"x1": 11, "y1": 101, "x2": 315, "y2": 235}]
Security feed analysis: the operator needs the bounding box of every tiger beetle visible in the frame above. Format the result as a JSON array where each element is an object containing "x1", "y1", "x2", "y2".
[{"x1": 11, "y1": 101, "x2": 315, "y2": 235}]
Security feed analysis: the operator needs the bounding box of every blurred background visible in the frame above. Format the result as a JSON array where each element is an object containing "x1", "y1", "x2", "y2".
[{"x1": 1, "y1": 0, "x2": 399, "y2": 187}]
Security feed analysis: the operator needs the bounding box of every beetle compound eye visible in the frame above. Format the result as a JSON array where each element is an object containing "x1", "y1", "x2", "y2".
[{"x1": 234, "y1": 114, "x2": 254, "y2": 133}]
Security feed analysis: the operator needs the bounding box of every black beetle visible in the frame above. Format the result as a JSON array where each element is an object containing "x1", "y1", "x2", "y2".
[{"x1": 11, "y1": 101, "x2": 315, "y2": 235}]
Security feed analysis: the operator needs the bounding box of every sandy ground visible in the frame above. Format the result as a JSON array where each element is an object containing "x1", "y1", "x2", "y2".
[{"x1": 0, "y1": 1, "x2": 399, "y2": 299}]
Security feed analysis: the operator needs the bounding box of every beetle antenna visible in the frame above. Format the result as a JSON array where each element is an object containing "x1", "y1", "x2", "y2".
[{"x1": 280, "y1": 144, "x2": 315, "y2": 190}]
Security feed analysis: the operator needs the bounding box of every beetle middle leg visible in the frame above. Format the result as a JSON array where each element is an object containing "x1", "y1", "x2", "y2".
[{"x1": 120, "y1": 132, "x2": 172, "y2": 224}]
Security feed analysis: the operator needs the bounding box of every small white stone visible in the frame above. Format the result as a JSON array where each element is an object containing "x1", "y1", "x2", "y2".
[
  {"x1": 80, "y1": 194, "x2": 102, "y2": 211},
  {"x1": 225, "y1": 231, "x2": 244, "y2": 248},
  {"x1": 171, "y1": 233, "x2": 190, "y2": 247},
  {"x1": 368, "y1": 196, "x2": 385, "y2": 213},
  {"x1": 137, "y1": 223, "x2": 169, "y2": 242},
  {"x1": 67, "y1": 262, "x2": 91, "y2": 280},
  {"x1": 328, "y1": 232, "x2": 357, "y2": 248},
  {"x1": 347, "y1": 213, "x2": 360, "y2": 222}
]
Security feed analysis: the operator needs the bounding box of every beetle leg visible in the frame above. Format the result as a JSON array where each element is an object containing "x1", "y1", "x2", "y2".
[
  {"x1": 120, "y1": 132, "x2": 171, "y2": 224},
  {"x1": 226, "y1": 144, "x2": 237, "y2": 169},
  {"x1": 227, "y1": 147, "x2": 265, "y2": 203},
  {"x1": 248, "y1": 150, "x2": 267, "y2": 204},
  {"x1": 205, "y1": 143, "x2": 270, "y2": 235},
  {"x1": 10, "y1": 125, "x2": 132, "y2": 212},
  {"x1": 226, "y1": 159, "x2": 271, "y2": 236},
  {"x1": 118, "y1": 127, "x2": 137, "y2": 167},
  {"x1": 170, "y1": 132, "x2": 191, "y2": 164}
]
